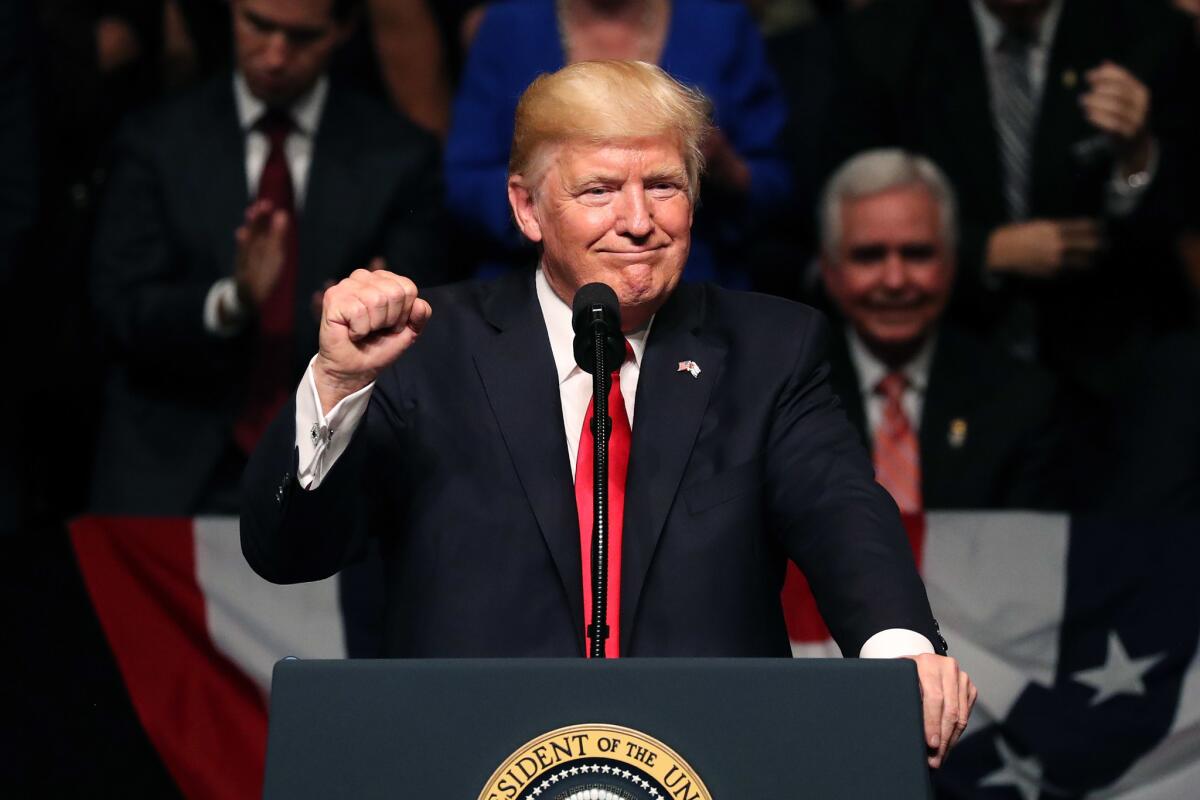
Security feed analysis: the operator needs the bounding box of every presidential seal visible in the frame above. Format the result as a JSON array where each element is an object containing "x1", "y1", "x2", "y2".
[{"x1": 479, "y1": 724, "x2": 711, "y2": 800}]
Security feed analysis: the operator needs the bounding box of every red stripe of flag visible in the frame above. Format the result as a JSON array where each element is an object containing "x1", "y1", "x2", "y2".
[
  {"x1": 70, "y1": 516, "x2": 268, "y2": 800},
  {"x1": 783, "y1": 513, "x2": 927, "y2": 645}
]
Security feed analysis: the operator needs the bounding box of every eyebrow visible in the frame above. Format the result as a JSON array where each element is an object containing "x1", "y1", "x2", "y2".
[{"x1": 567, "y1": 168, "x2": 688, "y2": 191}]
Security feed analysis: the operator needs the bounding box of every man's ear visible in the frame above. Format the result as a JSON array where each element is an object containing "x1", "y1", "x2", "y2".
[{"x1": 508, "y1": 176, "x2": 543, "y2": 243}]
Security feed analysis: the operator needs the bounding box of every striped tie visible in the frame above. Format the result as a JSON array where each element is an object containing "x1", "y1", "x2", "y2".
[
  {"x1": 873, "y1": 372, "x2": 922, "y2": 514},
  {"x1": 994, "y1": 28, "x2": 1036, "y2": 221}
]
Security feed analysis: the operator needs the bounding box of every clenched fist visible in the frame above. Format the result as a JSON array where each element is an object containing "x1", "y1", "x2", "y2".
[{"x1": 313, "y1": 260, "x2": 431, "y2": 414}]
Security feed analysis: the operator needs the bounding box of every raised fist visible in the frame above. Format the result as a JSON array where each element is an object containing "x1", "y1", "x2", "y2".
[{"x1": 312, "y1": 260, "x2": 431, "y2": 413}]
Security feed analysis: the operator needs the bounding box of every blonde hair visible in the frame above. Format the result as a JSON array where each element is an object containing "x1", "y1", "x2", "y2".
[{"x1": 509, "y1": 60, "x2": 712, "y2": 200}]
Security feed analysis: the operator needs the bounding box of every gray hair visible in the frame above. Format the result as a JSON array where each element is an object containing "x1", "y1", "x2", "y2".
[{"x1": 819, "y1": 149, "x2": 958, "y2": 259}]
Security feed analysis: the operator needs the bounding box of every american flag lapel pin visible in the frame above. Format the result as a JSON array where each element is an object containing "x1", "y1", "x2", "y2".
[
  {"x1": 677, "y1": 360, "x2": 701, "y2": 379},
  {"x1": 948, "y1": 418, "x2": 968, "y2": 449}
]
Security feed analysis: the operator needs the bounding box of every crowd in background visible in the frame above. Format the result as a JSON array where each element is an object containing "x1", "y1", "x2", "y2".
[{"x1": 2, "y1": 0, "x2": 1200, "y2": 535}]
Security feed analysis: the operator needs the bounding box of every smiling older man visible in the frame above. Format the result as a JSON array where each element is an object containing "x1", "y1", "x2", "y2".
[
  {"x1": 819, "y1": 149, "x2": 1064, "y2": 512},
  {"x1": 241, "y1": 61, "x2": 975, "y2": 768}
]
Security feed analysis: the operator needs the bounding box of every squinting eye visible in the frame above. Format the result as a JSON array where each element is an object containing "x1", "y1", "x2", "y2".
[
  {"x1": 900, "y1": 245, "x2": 936, "y2": 261},
  {"x1": 849, "y1": 245, "x2": 886, "y2": 264}
]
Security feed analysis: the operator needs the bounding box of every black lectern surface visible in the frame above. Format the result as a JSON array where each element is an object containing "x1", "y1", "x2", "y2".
[{"x1": 265, "y1": 658, "x2": 931, "y2": 799}]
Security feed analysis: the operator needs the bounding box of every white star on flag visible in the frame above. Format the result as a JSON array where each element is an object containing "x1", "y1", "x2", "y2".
[
  {"x1": 1072, "y1": 630, "x2": 1165, "y2": 706},
  {"x1": 980, "y1": 736, "x2": 1047, "y2": 800}
]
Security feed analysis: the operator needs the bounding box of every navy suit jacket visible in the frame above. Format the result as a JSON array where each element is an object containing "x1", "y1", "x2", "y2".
[
  {"x1": 89, "y1": 74, "x2": 444, "y2": 514},
  {"x1": 826, "y1": 324, "x2": 1065, "y2": 510},
  {"x1": 241, "y1": 269, "x2": 943, "y2": 658}
]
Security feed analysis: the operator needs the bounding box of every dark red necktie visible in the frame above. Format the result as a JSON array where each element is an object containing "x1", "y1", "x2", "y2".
[
  {"x1": 234, "y1": 109, "x2": 299, "y2": 454},
  {"x1": 574, "y1": 343, "x2": 633, "y2": 658}
]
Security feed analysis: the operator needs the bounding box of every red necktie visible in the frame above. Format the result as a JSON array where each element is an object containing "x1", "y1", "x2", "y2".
[
  {"x1": 574, "y1": 343, "x2": 633, "y2": 658},
  {"x1": 872, "y1": 371, "x2": 922, "y2": 514},
  {"x1": 234, "y1": 110, "x2": 300, "y2": 454}
]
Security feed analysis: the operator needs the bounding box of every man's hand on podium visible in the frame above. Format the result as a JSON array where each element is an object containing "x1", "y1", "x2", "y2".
[{"x1": 903, "y1": 654, "x2": 977, "y2": 769}]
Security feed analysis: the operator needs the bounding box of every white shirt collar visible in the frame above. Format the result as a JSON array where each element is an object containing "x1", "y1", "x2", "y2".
[
  {"x1": 846, "y1": 327, "x2": 936, "y2": 398},
  {"x1": 233, "y1": 72, "x2": 328, "y2": 137},
  {"x1": 535, "y1": 266, "x2": 649, "y2": 385},
  {"x1": 969, "y1": 0, "x2": 1064, "y2": 52}
]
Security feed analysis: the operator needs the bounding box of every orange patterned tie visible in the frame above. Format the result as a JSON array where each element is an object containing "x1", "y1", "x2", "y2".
[{"x1": 873, "y1": 372, "x2": 922, "y2": 514}]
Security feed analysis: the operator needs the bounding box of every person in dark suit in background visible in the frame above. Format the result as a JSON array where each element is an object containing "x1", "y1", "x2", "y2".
[
  {"x1": 242, "y1": 60, "x2": 976, "y2": 768},
  {"x1": 830, "y1": 0, "x2": 1200, "y2": 404},
  {"x1": 89, "y1": 0, "x2": 445, "y2": 515},
  {"x1": 820, "y1": 149, "x2": 1062, "y2": 512},
  {"x1": 1104, "y1": 332, "x2": 1200, "y2": 515}
]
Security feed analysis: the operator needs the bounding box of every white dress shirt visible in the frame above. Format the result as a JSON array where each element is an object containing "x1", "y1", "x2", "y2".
[
  {"x1": 202, "y1": 73, "x2": 330, "y2": 335},
  {"x1": 968, "y1": 0, "x2": 1156, "y2": 217},
  {"x1": 290, "y1": 268, "x2": 934, "y2": 659},
  {"x1": 846, "y1": 328, "x2": 936, "y2": 439}
]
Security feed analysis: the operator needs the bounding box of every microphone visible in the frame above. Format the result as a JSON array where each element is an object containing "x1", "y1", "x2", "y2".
[
  {"x1": 571, "y1": 283, "x2": 624, "y2": 374},
  {"x1": 569, "y1": 282, "x2": 625, "y2": 659}
]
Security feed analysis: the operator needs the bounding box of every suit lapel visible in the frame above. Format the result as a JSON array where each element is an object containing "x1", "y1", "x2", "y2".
[
  {"x1": 472, "y1": 271, "x2": 584, "y2": 650},
  {"x1": 928, "y1": 0, "x2": 1008, "y2": 225},
  {"x1": 198, "y1": 78, "x2": 249, "y2": 284},
  {"x1": 1031, "y1": 0, "x2": 1103, "y2": 214},
  {"x1": 919, "y1": 335, "x2": 974, "y2": 506},
  {"x1": 620, "y1": 284, "x2": 724, "y2": 652}
]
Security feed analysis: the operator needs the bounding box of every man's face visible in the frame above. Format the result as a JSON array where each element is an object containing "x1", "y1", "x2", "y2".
[
  {"x1": 822, "y1": 185, "x2": 954, "y2": 364},
  {"x1": 508, "y1": 137, "x2": 693, "y2": 331},
  {"x1": 232, "y1": 0, "x2": 349, "y2": 106}
]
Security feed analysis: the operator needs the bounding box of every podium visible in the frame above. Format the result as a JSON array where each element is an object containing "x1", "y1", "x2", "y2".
[{"x1": 264, "y1": 658, "x2": 932, "y2": 799}]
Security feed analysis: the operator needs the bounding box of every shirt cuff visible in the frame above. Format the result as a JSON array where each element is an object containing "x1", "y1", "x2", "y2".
[
  {"x1": 858, "y1": 628, "x2": 936, "y2": 659},
  {"x1": 295, "y1": 356, "x2": 375, "y2": 490},
  {"x1": 1106, "y1": 138, "x2": 1158, "y2": 217},
  {"x1": 203, "y1": 277, "x2": 247, "y2": 336}
]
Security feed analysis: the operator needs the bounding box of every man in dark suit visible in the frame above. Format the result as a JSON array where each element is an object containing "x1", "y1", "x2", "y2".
[
  {"x1": 819, "y1": 149, "x2": 1062, "y2": 512},
  {"x1": 242, "y1": 60, "x2": 976, "y2": 768},
  {"x1": 830, "y1": 0, "x2": 1200, "y2": 401},
  {"x1": 89, "y1": 0, "x2": 443, "y2": 514}
]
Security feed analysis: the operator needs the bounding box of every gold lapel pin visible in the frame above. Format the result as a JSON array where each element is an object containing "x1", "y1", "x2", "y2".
[
  {"x1": 948, "y1": 418, "x2": 968, "y2": 449},
  {"x1": 1063, "y1": 69, "x2": 1078, "y2": 89}
]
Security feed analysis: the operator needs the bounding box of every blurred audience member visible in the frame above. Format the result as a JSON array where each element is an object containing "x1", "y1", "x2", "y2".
[
  {"x1": 19, "y1": 1, "x2": 170, "y2": 525},
  {"x1": 0, "y1": 0, "x2": 37, "y2": 291},
  {"x1": 365, "y1": 0, "x2": 450, "y2": 136},
  {"x1": 88, "y1": 0, "x2": 445, "y2": 515},
  {"x1": 820, "y1": 150, "x2": 1062, "y2": 511},
  {"x1": 445, "y1": 0, "x2": 789, "y2": 286},
  {"x1": 1104, "y1": 332, "x2": 1200, "y2": 514},
  {"x1": 831, "y1": 0, "x2": 1200, "y2": 403},
  {"x1": 1, "y1": 0, "x2": 38, "y2": 534},
  {"x1": 1173, "y1": 0, "x2": 1200, "y2": 37}
]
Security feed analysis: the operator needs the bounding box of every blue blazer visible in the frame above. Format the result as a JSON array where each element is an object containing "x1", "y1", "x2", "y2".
[{"x1": 241, "y1": 269, "x2": 942, "y2": 659}]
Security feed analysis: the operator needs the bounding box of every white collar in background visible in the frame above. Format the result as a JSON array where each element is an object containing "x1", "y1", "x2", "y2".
[
  {"x1": 970, "y1": 0, "x2": 1064, "y2": 52},
  {"x1": 535, "y1": 266, "x2": 649, "y2": 384},
  {"x1": 233, "y1": 72, "x2": 329, "y2": 137},
  {"x1": 847, "y1": 326, "x2": 936, "y2": 398}
]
